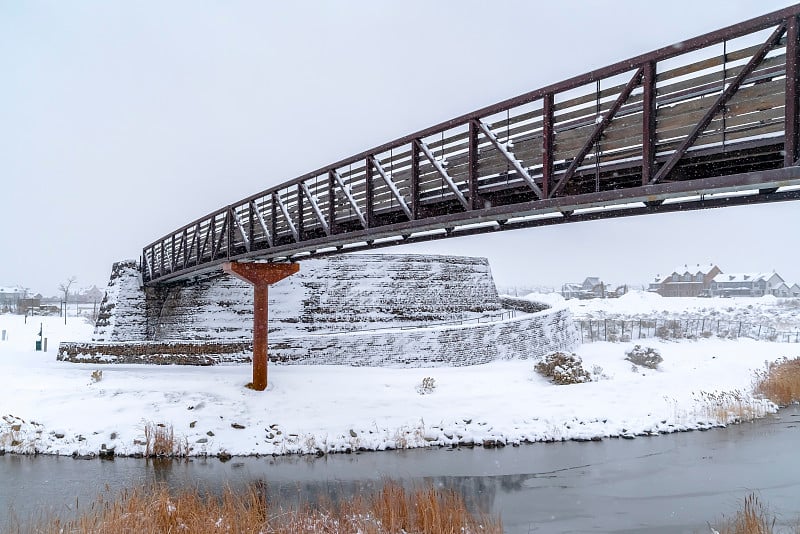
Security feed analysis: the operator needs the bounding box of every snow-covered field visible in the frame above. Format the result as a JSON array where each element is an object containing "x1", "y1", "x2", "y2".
[
  {"x1": 1, "y1": 294, "x2": 797, "y2": 459},
  {"x1": 553, "y1": 290, "x2": 800, "y2": 330}
]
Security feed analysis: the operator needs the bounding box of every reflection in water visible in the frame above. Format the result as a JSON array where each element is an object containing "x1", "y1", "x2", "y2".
[{"x1": 1, "y1": 406, "x2": 799, "y2": 533}]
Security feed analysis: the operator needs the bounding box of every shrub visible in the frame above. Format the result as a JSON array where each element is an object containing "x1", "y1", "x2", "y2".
[
  {"x1": 655, "y1": 325, "x2": 671, "y2": 339},
  {"x1": 754, "y1": 357, "x2": 800, "y2": 406},
  {"x1": 625, "y1": 345, "x2": 663, "y2": 369},
  {"x1": 535, "y1": 352, "x2": 591, "y2": 385},
  {"x1": 416, "y1": 377, "x2": 436, "y2": 395}
]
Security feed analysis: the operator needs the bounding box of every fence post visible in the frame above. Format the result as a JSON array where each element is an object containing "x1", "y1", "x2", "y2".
[
  {"x1": 738, "y1": 322, "x2": 742, "y2": 338},
  {"x1": 604, "y1": 319, "x2": 607, "y2": 341}
]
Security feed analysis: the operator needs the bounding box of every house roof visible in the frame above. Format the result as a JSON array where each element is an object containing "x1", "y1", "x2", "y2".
[
  {"x1": 712, "y1": 272, "x2": 784, "y2": 284},
  {"x1": 672, "y1": 263, "x2": 718, "y2": 276},
  {"x1": 0, "y1": 286, "x2": 25, "y2": 294},
  {"x1": 652, "y1": 264, "x2": 719, "y2": 284}
]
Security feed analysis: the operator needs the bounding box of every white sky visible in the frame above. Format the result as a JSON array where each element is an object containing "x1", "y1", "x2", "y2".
[{"x1": 2, "y1": 0, "x2": 798, "y2": 295}]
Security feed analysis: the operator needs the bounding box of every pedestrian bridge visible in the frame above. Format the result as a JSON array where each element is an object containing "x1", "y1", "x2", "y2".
[{"x1": 143, "y1": 5, "x2": 800, "y2": 286}]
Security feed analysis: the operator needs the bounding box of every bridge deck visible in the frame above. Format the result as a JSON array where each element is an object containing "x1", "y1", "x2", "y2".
[{"x1": 143, "y1": 5, "x2": 800, "y2": 285}]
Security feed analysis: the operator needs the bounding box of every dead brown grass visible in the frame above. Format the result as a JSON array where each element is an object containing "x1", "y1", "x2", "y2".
[
  {"x1": 754, "y1": 357, "x2": 800, "y2": 406},
  {"x1": 21, "y1": 480, "x2": 501, "y2": 534},
  {"x1": 712, "y1": 494, "x2": 775, "y2": 534},
  {"x1": 143, "y1": 422, "x2": 186, "y2": 458}
]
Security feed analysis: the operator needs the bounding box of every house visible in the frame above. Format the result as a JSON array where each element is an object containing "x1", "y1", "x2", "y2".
[
  {"x1": 77, "y1": 285, "x2": 105, "y2": 303},
  {"x1": 790, "y1": 283, "x2": 800, "y2": 297},
  {"x1": 0, "y1": 286, "x2": 27, "y2": 309},
  {"x1": 648, "y1": 264, "x2": 722, "y2": 297},
  {"x1": 561, "y1": 277, "x2": 606, "y2": 299},
  {"x1": 709, "y1": 272, "x2": 785, "y2": 297},
  {"x1": 774, "y1": 282, "x2": 792, "y2": 298}
]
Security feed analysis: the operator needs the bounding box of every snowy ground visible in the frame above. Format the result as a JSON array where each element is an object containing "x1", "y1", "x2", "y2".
[{"x1": 1, "y1": 296, "x2": 797, "y2": 459}]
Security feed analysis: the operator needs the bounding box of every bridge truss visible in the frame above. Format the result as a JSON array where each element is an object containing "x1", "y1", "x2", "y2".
[{"x1": 143, "y1": 5, "x2": 800, "y2": 285}]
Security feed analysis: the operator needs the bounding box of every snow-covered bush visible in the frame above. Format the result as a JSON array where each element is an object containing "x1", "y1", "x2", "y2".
[
  {"x1": 535, "y1": 352, "x2": 591, "y2": 385},
  {"x1": 416, "y1": 377, "x2": 436, "y2": 395},
  {"x1": 625, "y1": 345, "x2": 663, "y2": 369}
]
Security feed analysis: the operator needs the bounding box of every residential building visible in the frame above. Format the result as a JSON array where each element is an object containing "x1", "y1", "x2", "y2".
[
  {"x1": 561, "y1": 277, "x2": 605, "y2": 299},
  {"x1": 790, "y1": 283, "x2": 800, "y2": 297},
  {"x1": 648, "y1": 264, "x2": 722, "y2": 297},
  {"x1": 709, "y1": 272, "x2": 785, "y2": 297},
  {"x1": 0, "y1": 286, "x2": 27, "y2": 309},
  {"x1": 774, "y1": 282, "x2": 792, "y2": 298}
]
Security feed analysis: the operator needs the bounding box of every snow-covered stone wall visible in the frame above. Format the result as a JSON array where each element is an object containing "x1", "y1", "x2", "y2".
[
  {"x1": 60, "y1": 306, "x2": 579, "y2": 367},
  {"x1": 92, "y1": 260, "x2": 148, "y2": 342},
  {"x1": 269, "y1": 306, "x2": 579, "y2": 367},
  {"x1": 100, "y1": 254, "x2": 501, "y2": 342},
  {"x1": 75, "y1": 253, "x2": 580, "y2": 368}
]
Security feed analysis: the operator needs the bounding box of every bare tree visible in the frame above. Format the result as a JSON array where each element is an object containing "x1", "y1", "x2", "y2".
[{"x1": 58, "y1": 276, "x2": 76, "y2": 324}]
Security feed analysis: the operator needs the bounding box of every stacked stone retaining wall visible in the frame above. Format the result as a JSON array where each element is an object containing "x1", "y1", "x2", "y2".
[{"x1": 59, "y1": 307, "x2": 579, "y2": 367}]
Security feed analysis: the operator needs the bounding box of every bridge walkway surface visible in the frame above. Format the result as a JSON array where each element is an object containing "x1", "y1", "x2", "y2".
[{"x1": 143, "y1": 5, "x2": 800, "y2": 286}]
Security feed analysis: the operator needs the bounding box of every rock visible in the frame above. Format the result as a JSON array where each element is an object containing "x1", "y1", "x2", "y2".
[
  {"x1": 218, "y1": 451, "x2": 232, "y2": 462},
  {"x1": 349, "y1": 429, "x2": 358, "y2": 438},
  {"x1": 54, "y1": 433, "x2": 65, "y2": 439},
  {"x1": 207, "y1": 431, "x2": 215, "y2": 436},
  {"x1": 11, "y1": 424, "x2": 21, "y2": 432},
  {"x1": 110, "y1": 432, "x2": 118, "y2": 440},
  {"x1": 189, "y1": 421, "x2": 197, "y2": 428},
  {"x1": 196, "y1": 438, "x2": 208, "y2": 444},
  {"x1": 231, "y1": 423, "x2": 245, "y2": 430},
  {"x1": 99, "y1": 446, "x2": 115, "y2": 460},
  {"x1": 591, "y1": 436, "x2": 603, "y2": 442},
  {"x1": 266, "y1": 433, "x2": 274, "y2": 440}
]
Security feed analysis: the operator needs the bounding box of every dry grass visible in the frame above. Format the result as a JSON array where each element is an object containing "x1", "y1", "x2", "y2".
[
  {"x1": 711, "y1": 494, "x2": 776, "y2": 534},
  {"x1": 143, "y1": 422, "x2": 186, "y2": 458},
  {"x1": 754, "y1": 357, "x2": 800, "y2": 406},
  {"x1": 19, "y1": 480, "x2": 501, "y2": 534},
  {"x1": 694, "y1": 390, "x2": 772, "y2": 425}
]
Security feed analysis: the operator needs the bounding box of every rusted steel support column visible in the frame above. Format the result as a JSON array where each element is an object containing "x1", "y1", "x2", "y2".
[
  {"x1": 786, "y1": 15, "x2": 800, "y2": 166},
  {"x1": 223, "y1": 262, "x2": 300, "y2": 391}
]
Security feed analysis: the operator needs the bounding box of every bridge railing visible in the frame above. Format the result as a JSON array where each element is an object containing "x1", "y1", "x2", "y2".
[{"x1": 143, "y1": 5, "x2": 800, "y2": 284}]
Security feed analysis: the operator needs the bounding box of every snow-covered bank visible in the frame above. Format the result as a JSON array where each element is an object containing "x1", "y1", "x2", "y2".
[{"x1": 1, "y1": 311, "x2": 796, "y2": 459}]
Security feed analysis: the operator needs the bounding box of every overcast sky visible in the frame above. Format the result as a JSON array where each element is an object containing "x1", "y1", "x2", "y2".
[{"x1": 2, "y1": 0, "x2": 798, "y2": 295}]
